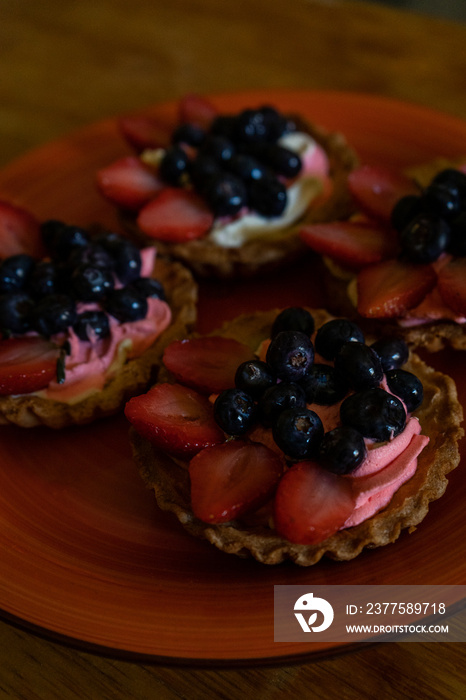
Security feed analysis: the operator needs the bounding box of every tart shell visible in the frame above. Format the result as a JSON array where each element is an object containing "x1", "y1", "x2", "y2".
[
  {"x1": 121, "y1": 119, "x2": 358, "y2": 279},
  {"x1": 130, "y1": 308, "x2": 464, "y2": 566},
  {"x1": 0, "y1": 256, "x2": 197, "y2": 428}
]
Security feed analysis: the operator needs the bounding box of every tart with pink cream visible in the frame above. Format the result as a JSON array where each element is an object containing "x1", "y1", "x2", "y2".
[
  {"x1": 299, "y1": 160, "x2": 466, "y2": 351},
  {"x1": 0, "y1": 202, "x2": 196, "y2": 428},
  {"x1": 96, "y1": 94, "x2": 358, "y2": 277},
  {"x1": 125, "y1": 307, "x2": 463, "y2": 565}
]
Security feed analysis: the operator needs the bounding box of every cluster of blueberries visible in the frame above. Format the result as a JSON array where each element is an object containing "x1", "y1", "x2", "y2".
[
  {"x1": 392, "y1": 168, "x2": 466, "y2": 263},
  {"x1": 159, "y1": 106, "x2": 303, "y2": 218},
  {"x1": 0, "y1": 221, "x2": 165, "y2": 340},
  {"x1": 213, "y1": 308, "x2": 424, "y2": 474}
]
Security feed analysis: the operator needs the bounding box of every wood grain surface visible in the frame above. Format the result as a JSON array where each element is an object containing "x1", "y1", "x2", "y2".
[{"x1": 1, "y1": 1, "x2": 466, "y2": 698}]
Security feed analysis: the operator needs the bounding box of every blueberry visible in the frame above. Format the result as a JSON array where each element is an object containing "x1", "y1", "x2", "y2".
[
  {"x1": 252, "y1": 143, "x2": 302, "y2": 178},
  {"x1": 0, "y1": 292, "x2": 34, "y2": 334},
  {"x1": 272, "y1": 407, "x2": 324, "y2": 460},
  {"x1": 73, "y1": 310, "x2": 110, "y2": 341},
  {"x1": 234, "y1": 359, "x2": 276, "y2": 400},
  {"x1": 259, "y1": 382, "x2": 306, "y2": 427},
  {"x1": 235, "y1": 109, "x2": 271, "y2": 143},
  {"x1": 98, "y1": 236, "x2": 142, "y2": 285},
  {"x1": 390, "y1": 195, "x2": 424, "y2": 233},
  {"x1": 30, "y1": 294, "x2": 77, "y2": 336},
  {"x1": 0, "y1": 254, "x2": 35, "y2": 292},
  {"x1": 266, "y1": 330, "x2": 314, "y2": 383},
  {"x1": 210, "y1": 115, "x2": 238, "y2": 141},
  {"x1": 340, "y1": 388, "x2": 406, "y2": 442},
  {"x1": 334, "y1": 341, "x2": 384, "y2": 391},
  {"x1": 105, "y1": 287, "x2": 148, "y2": 322},
  {"x1": 271, "y1": 307, "x2": 315, "y2": 338},
  {"x1": 258, "y1": 106, "x2": 289, "y2": 140},
  {"x1": 423, "y1": 182, "x2": 463, "y2": 221},
  {"x1": 302, "y1": 364, "x2": 348, "y2": 405},
  {"x1": 28, "y1": 261, "x2": 60, "y2": 297},
  {"x1": 189, "y1": 156, "x2": 224, "y2": 194},
  {"x1": 44, "y1": 222, "x2": 89, "y2": 259},
  {"x1": 159, "y1": 146, "x2": 190, "y2": 186},
  {"x1": 248, "y1": 175, "x2": 287, "y2": 217},
  {"x1": 172, "y1": 123, "x2": 205, "y2": 147},
  {"x1": 447, "y1": 212, "x2": 466, "y2": 257},
  {"x1": 227, "y1": 153, "x2": 269, "y2": 182},
  {"x1": 67, "y1": 243, "x2": 115, "y2": 271},
  {"x1": 370, "y1": 336, "x2": 409, "y2": 372},
  {"x1": 315, "y1": 319, "x2": 365, "y2": 361},
  {"x1": 200, "y1": 135, "x2": 236, "y2": 164},
  {"x1": 431, "y1": 168, "x2": 466, "y2": 203},
  {"x1": 203, "y1": 172, "x2": 247, "y2": 217},
  {"x1": 318, "y1": 426, "x2": 366, "y2": 475},
  {"x1": 399, "y1": 214, "x2": 450, "y2": 263},
  {"x1": 128, "y1": 277, "x2": 166, "y2": 300},
  {"x1": 213, "y1": 388, "x2": 257, "y2": 436},
  {"x1": 385, "y1": 369, "x2": 424, "y2": 412},
  {"x1": 71, "y1": 265, "x2": 114, "y2": 301}
]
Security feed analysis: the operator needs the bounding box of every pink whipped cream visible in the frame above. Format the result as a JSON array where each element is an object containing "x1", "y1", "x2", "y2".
[{"x1": 35, "y1": 247, "x2": 172, "y2": 403}]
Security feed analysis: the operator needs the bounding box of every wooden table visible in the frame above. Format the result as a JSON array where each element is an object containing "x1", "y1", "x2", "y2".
[{"x1": 1, "y1": 1, "x2": 465, "y2": 697}]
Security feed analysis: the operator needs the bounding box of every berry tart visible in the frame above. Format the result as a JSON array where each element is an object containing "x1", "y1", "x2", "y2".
[
  {"x1": 96, "y1": 94, "x2": 358, "y2": 278},
  {"x1": 0, "y1": 201, "x2": 196, "y2": 428},
  {"x1": 299, "y1": 160, "x2": 466, "y2": 351},
  {"x1": 125, "y1": 307, "x2": 463, "y2": 566}
]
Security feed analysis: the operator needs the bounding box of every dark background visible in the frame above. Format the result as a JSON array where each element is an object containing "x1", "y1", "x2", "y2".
[{"x1": 368, "y1": 0, "x2": 466, "y2": 21}]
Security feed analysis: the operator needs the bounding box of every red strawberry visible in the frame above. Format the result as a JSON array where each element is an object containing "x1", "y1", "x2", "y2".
[
  {"x1": 178, "y1": 94, "x2": 218, "y2": 129},
  {"x1": 299, "y1": 220, "x2": 397, "y2": 269},
  {"x1": 189, "y1": 440, "x2": 284, "y2": 523},
  {"x1": 163, "y1": 336, "x2": 254, "y2": 394},
  {"x1": 118, "y1": 113, "x2": 173, "y2": 152},
  {"x1": 348, "y1": 165, "x2": 419, "y2": 223},
  {"x1": 437, "y1": 257, "x2": 466, "y2": 315},
  {"x1": 357, "y1": 258, "x2": 437, "y2": 318},
  {"x1": 0, "y1": 337, "x2": 60, "y2": 396},
  {"x1": 137, "y1": 187, "x2": 214, "y2": 242},
  {"x1": 0, "y1": 200, "x2": 45, "y2": 259},
  {"x1": 274, "y1": 460, "x2": 356, "y2": 544},
  {"x1": 125, "y1": 383, "x2": 224, "y2": 459},
  {"x1": 96, "y1": 156, "x2": 165, "y2": 211}
]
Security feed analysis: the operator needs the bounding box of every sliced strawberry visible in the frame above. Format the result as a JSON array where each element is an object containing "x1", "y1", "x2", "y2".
[
  {"x1": 189, "y1": 440, "x2": 284, "y2": 523},
  {"x1": 163, "y1": 336, "x2": 254, "y2": 394},
  {"x1": 274, "y1": 460, "x2": 356, "y2": 544},
  {"x1": 137, "y1": 187, "x2": 214, "y2": 242},
  {"x1": 118, "y1": 113, "x2": 173, "y2": 152},
  {"x1": 348, "y1": 165, "x2": 419, "y2": 223},
  {"x1": 96, "y1": 156, "x2": 165, "y2": 211},
  {"x1": 177, "y1": 94, "x2": 217, "y2": 129},
  {"x1": 0, "y1": 337, "x2": 60, "y2": 395},
  {"x1": 125, "y1": 382, "x2": 224, "y2": 459},
  {"x1": 437, "y1": 258, "x2": 466, "y2": 315},
  {"x1": 299, "y1": 220, "x2": 397, "y2": 269},
  {"x1": 357, "y1": 258, "x2": 437, "y2": 318},
  {"x1": 0, "y1": 200, "x2": 45, "y2": 258}
]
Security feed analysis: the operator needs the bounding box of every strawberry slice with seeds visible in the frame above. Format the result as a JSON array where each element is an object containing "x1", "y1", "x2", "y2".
[
  {"x1": 299, "y1": 220, "x2": 397, "y2": 269},
  {"x1": 189, "y1": 440, "x2": 284, "y2": 523},
  {"x1": 178, "y1": 94, "x2": 218, "y2": 129},
  {"x1": 0, "y1": 337, "x2": 60, "y2": 395},
  {"x1": 437, "y1": 258, "x2": 466, "y2": 315},
  {"x1": 357, "y1": 258, "x2": 437, "y2": 318},
  {"x1": 125, "y1": 382, "x2": 224, "y2": 459},
  {"x1": 118, "y1": 113, "x2": 173, "y2": 152},
  {"x1": 348, "y1": 165, "x2": 419, "y2": 223},
  {"x1": 274, "y1": 460, "x2": 356, "y2": 544},
  {"x1": 137, "y1": 187, "x2": 214, "y2": 242},
  {"x1": 163, "y1": 336, "x2": 254, "y2": 394},
  {"x1": 0, "y1": 200, "x2": 45, "y2": 258},
  {"x1": 96, "y1": 156, "x2": 165, "y2": 211}
]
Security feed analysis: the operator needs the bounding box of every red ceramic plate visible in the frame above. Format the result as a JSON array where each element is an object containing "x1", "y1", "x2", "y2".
[{"x1": 0, "y1": 90, "x2": 465, "y2": 663}]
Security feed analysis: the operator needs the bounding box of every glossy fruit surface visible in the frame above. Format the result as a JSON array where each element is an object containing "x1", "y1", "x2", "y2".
[
  {"x1": 317, "y1": 426, "x2": 366, "y2": 475},
  {"x1": 189, "y1": 440, "x2": 283, "y2": 524},
  {"x1": 314, "y1": 318, "x2": 364, "y2": 360},
  {"x1": 234, "y1": 359, "x2": 276, "y2": 399},
  {"x1": 258, "y1": 381, "x2": 307, "y2": 427},
  {"x1": 105, "y1": 288, "x2": 148, "y2": 323},
  {"x1": 266, "y1": 330, "x2": 314, "y2": 382},
  {"x1": 213, "y1": 388, "x2": 257, "y2": 436},
  {"x1": 334, "y1": 341, "x2": 383, "y2": 391},
  {"x1": 340, "y1": 387, "x2": 406, "y2": 441},
  {"x1": 370, "y1": 336, "x2": 409, "y2": 371},
  {"x1": 137, "y1": 188, "x2": 214, "y2": 242},
  {"x1": 385, "y1": 368, "x2": 424, "y2": 412},
  {"x1": 0, "y1": 336, "x2": 60, "y2": 395},
  {"x1": 272, "y1": 407, "x2": 324, "y2": 460},
  {"x1": 302, "y1": 363, "x2": 348, "y2": 405},
  {"x1": 270, "y1": 307, "x2": 315, "y2": 338}
]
